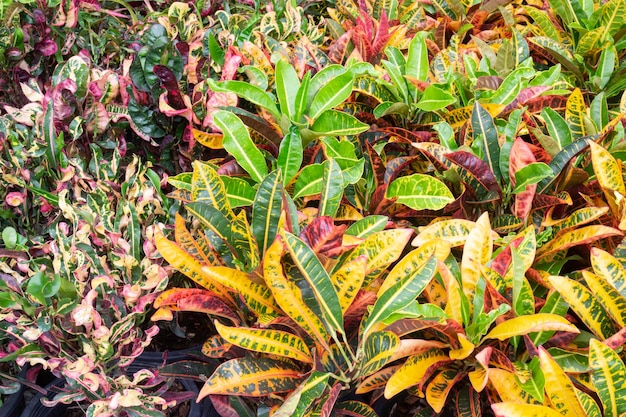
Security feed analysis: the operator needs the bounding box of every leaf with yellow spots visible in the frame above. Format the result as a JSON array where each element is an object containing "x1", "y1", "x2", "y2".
[
  {"x1": 198, "y1": 357, "x2": 303, "y2": 399},
  {"x1": 549, "y1": 276, "x2": 616, "y2": 340},
  {"x1": 591, "y1": 248, "x2": 626, "y2": 298},
  {"x1": 492, "y1": 403, "x2": 569, "y2": 417},
  {"x1": 589, "y1": 339, "x2": 626, "y2": 417},
  {"x1": 565, "y1": 88, "x2": 587, "y2": 139},
  {"x1": 538, "y1": 347, "x2": 587, "y2": 417},
  {"x1": 426, "y1": 368, "x2": 465, "y2": 413},
  {"x1": 461, "y1": 213, "x2": 492, "y2": 307},
  {"x1": 214, "y1": 321, "x2": 312, "y2": 364},
  {"x1": 384, "y1": 348, "x2": 451, "y2": 399},
  {"x1": 483, "y1": 313, "x2": 579, "y2": 341},
  {"x1": 192, "y1": 128, "x2": 223, "y2": 149},
  {"x1": 536, "y1": 225, "x2": 622, "y2": 259},
  {"x1": 589, "y1": 140, "x2": 625, "y2": 217},
  {"x1": 441, "y1": 103, "x2": 505, "y2": 129}
]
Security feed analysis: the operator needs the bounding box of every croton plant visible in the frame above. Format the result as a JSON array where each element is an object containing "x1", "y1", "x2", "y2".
[{"x1": 2, "y1": 0, "x2": 626, "y2": 416}]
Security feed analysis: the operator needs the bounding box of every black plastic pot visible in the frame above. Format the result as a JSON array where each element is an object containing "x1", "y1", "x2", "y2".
[{"x1": 0, "y1": 348, "x2": 218, "y2": 417}]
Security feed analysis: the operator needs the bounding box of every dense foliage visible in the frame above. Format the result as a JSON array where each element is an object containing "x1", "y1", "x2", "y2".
[{"x1": 1, "y1": 0, "x2": 626, "y2": 416}]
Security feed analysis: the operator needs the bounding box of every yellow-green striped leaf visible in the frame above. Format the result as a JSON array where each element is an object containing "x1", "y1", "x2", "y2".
[
  {"x1": 335, "y1": 401, "x2": 378, "y2": 417},
  {"x1": 588, "y1": 140, "x2": 625, "y2": 196},
  {"x1": 264, "y1": 237, "x2": 329, "y2": 345},
  {"x1": 360, "y1": 331, "x2": 400, "y2": 376},
  {"x1": 548, "y1": 276, "x2": 616, "y2": 339},
  {"x1": 589, "y1": 339, "x2": 626, "y2": 417},
  {"x1": 281, "y1": 230, "x2": 343, "y2": 334},
  {"x1": 461, "y1": 213, "x2": 493, "y2": 305},
  {"x1": 576, "y1": 389, "x2": 602, "y2": 417},
  {"x1": 274, "y1": 372, "x2": 331, "y2": 417},
  {"x1": 484, "y1": 313, "x2": 579, "y2": 341},
  {"x1": 174, "y1": 213, "x2": 221, "y2": 266},
  {"x1": 191, "y1": 161, "x2": 234, "y2": 219},
  {"x1": 339, "y1": 228, "x2": 414, "y2": 285},
  {"x1": 492, "y1": 402, "x2": 567, "y2": 417},
  {"x1": 426, "y1": 368, "x2": 464, "y2": 413},
  {"x1": 214, "y1": 321, "x2": 312, "y2": 364},
  {"x1": 412, "y1": 219, "x2": 489, "y2": 247},
  {"x1": 537, "y1": 226, "x2": 623, "y2": 259},
  {"x1": 384, "y1": 348, "x2": 451, "y2": 399},
  {"x1": 231, "y1": 210, "x2": 259, "y2": 271},
  {"x1": 331, "y1": 256, "x2": 368, "y2": 314},
  {"x1": 252, "y1": 170, "x2": 283, "y2": 256},
  {"x1": 489, "y1": 369, "x2": 541, "y2": 404},
  {"x1": 591, "y1": 248, "x2": 626, "y2": 298},
  {"x1": 362, "y1": 257, "x2": 437, "y2": 336},
  {"x1": 356, "y1": 365, "x2": 401, "y2": 394},
  {"x1": 201, "y1": 265, "x2": 281, "y2": 320},
  {"x1": 155, "y1": 231, "x2": 233, "y2": 304},
  {"x1": 538, "y1": 347, "x2": 587, "y2": 417},
  {"x1": 583, "y1": 271, "x2": 626, "y2": 327},
  {"x1": 198, "y1": 357, "x2": 303, "y2": 398},
  {"x1": 565, "y1": 89, "x2": 587, "y2": 139},
  {"x1": 378, "y1": 241, "x2": 449, "y2": 295}
]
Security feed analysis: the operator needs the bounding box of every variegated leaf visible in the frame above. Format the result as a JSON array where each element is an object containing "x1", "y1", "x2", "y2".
[
  {"x1": 360, "y1": 331, "x2": 400, "y2": 376},
  {"x1": 215, "y1": 321, "x2": 312, "y2": 364},
  {"x1": 461, "y1": 213, "x2": 493, "y2": 307},
  {"x1": 198, "y1": 357, "x2": 303, "y2": 398},
  {"x1": 548, "y1": 276, "x2": 616, "y2": 340},
  {"x1": 538, "y1": 347, "x2": 586, "y2": 417},
  {"x1": 492, "y1": 402, "x2": 566, "y2": 417},
  {"x1": 591, "y1": 248, "x2": 626, "y2": 298},
  {"x1": 583, "y1": 271, "x2": 626, "y2": 327},
  {"x1": 384, "y1": 348, "x2": 451, "y2": 399},
  {"x1": 536, "y1": 226, "x2": 622, "y2": 259},
  {"x1": 426, "y1": 368, "x2": 465, "y2": 413},
  {"x1": 483, "y1": 313, "x2": 579, "y2": 341},
  {"x1": 589, "y1": 339, "x2": 626, "y2": 417},
  {"x1": 331, "y1": 256, "x2": 368, "y2": 314}
]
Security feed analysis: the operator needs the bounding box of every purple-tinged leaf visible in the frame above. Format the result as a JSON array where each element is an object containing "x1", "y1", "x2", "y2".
[
  {"x1": 476, "y1": 76, "x2": 503, "y2": 90},
  {"x1": 36, "y1": 38, "x2": 58, "y2": 56},
  {"x1": 384, "y1": 156, "x2": 418, "y2": 184},
  {"x1": 154, "y1": 65, "x2": 186, "y2": 110},
  {"x1": 299, "y1": 216, "x2": 348, "y2": 257},
  {"x1": 447, "y1": 151, "x2": 502, "y2": 197},
  {"x1": 524, "y1": 95, "x2": 568, "y2": 113}
]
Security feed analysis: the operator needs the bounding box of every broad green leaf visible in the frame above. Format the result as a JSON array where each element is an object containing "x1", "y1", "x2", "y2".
[
  {"x1": 309, "y1": 71, "x2": 355, "y2": 120},
  {"x1": 361, "y1": 331, "x2": 400, "y2": 376},
  {"x1": 281, "y1": 231, "x2": 344, "y2": 334},
  {"x1": 213, "y1": 111, "x2": 268, "y2": 183},
  {"x1": 208, "y1": 79, "x2": 280, "y2": 119},
  {"x1": 590, "y1": 93, "x2": 608, "y2": 132},
  {"x1": 406, "y1": 32, "x2": 429, "y2": 86},
  {"x1": 384, "y1": 348, "x2": 450, "y2": 399},
  {"x1": 548, "y1": 276, "x2": 616, "y2": 339},
  {"x1": 515, "y1": 356, "x2": 544, "y2": 402},
  {"x1": 548, "y1": 0, "x2": 577, "y2": 24},
  {"x1": 583, "y1": 271, "x2": 626, "y2": 327},
  {"x1": 589, "y1": 339, "x2": 626, "y2": 417},
  {"x1": 309, "y1": 109, "x2": 369, "y2": 137},
  {"x1": 339, "y1": 229, "x2": 414, "y2": 285},
  {"x1": 472, "y1": 101, "x2": 501, "y2": 182},
  {"x1": 513, "y1": 163, "x2": 553, "y2": 193},
  {"x1": 547, "y1": 348, "x2": 591, "y2": 373},
  {"x1": 594, "y1": 47, "x2": 616, "y2": 90},
  {"x1": 565, "y1": 89, "x2": 587, "y2": 139},
  {"x1": 492, "y1": 402, "x2": 566, "y2": 417},
  {"x1": 386, "y1": 174, "x2": 454, "y2": 211},
  {"x1": 277, "y1": 126, "x2": 303, "y2": 186},
  {"x1": 425, "y1": 368, "x2": 463, "y2": 413},
  {"x1": 252, "y1": 170, "x2": 283, "y2": 256},
  {"x1": 186, "y1": 202, "x2": 234, "y2": 254},
  {"x1": 416, "y1": 85, "x2": 456, "y2": 111},
  {"x1": 293, "y1": 164, "x2": 324, "y2": 199},
  {"x1": 198, "y1": 357, "x2": 303, "y2": 398},
  {"x1": 345, "y1": 215, "x2": 388, "y2": 239},
  {"x1": 489, "y1": 67, "x2": 534, "y2": 105},
  {"x1": 222, "y1": 176, "x2": 256, "y2": 208},
  {"x1": 294, "y1": 71, "x2": 311, "y2": 122},
  {"x1": 319, "y1": 159, "x2": 344, "y2": 218},
  {"x1": 275, "y1": 59, "x2": 300, "y2": 119},
  {"x1": 483, "y1": 313, "x2": 579, "y2": 340},
  {"x1": 264, "y1": 238, "x2": 329, "y2": 345},
  {"x1": 321, "y1": 137, "x2": 365, "y2": 185},
  {"x1": 537, "y1": 138, "x2": 590, "y2": 193},
  {"x1": 274, "y1": 372, "x2": 331, "y2": 417},
  {"x1": 331, "y1": 256, "x2": 367, "y2": 314},
  {"x1": 307, "y1": 65, "x2": 348, "y2": 106},
  {"x1": 362, "y1": 257, "x2": 437, "y2": 336},
  {"x1": 538, "y1": 347, "x2": 587, "y2": 417},
  {"x1": 541, "y1": 107, "x2": 571, "y2": 150},
  {"x1": 191, "y1": 161, "x2": 234, "y2": 219},
  {"x1": 382, "y1": 58, "x2": 408, "y2": 102},
  {"x1": 214, "y1": 321, "x2": 312, "y2": 363}
]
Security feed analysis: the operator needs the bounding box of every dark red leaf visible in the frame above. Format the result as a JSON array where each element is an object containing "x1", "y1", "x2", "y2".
[
  {"x1": 154, "y1": 65, "x2": 186, "y2": 110},
  {"x1": 36, "y1": 38, "x2": 58, "y2": 56},
  {"x1": 320, "y1": 383, "x2": 343, "y2": 417},
  {"x1": 384, "y1": 156, "x2": 418, "y2": 184},
  {"x1": 524, "y1": 95, "x2": 568, "y2": 113},
  {"x1": 446, "y1": 150, "x2": 502, "y2": 197},
  {"x1": 476, "y1": 76, "x2": 503, "y2": 90}
]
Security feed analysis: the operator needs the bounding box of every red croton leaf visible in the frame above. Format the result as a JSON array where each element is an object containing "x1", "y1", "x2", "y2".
[
  {"x1": 446, "y1": 150, "x2": 502, "y2": 197},
  {"x1": 299, "y1": 216, "x2": 350, "y2": 257},
  {"x1": 509, "y1": 138, "x2": 537, "y2": 219}
]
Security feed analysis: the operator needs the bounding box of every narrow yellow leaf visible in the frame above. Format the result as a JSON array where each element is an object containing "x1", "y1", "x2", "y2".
[
  {"x1": 461, "y1": 212, "x2": 493, "y2": 307},
  {"x1": 484, "y1": 313, "x2": 579, "y2": 341},
  {"x1": 384, "y1": 349, "x2": 450, "y2": 399},
  {"x1": 492, "y1": 402, "x2": 568, "y2": 417}
]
